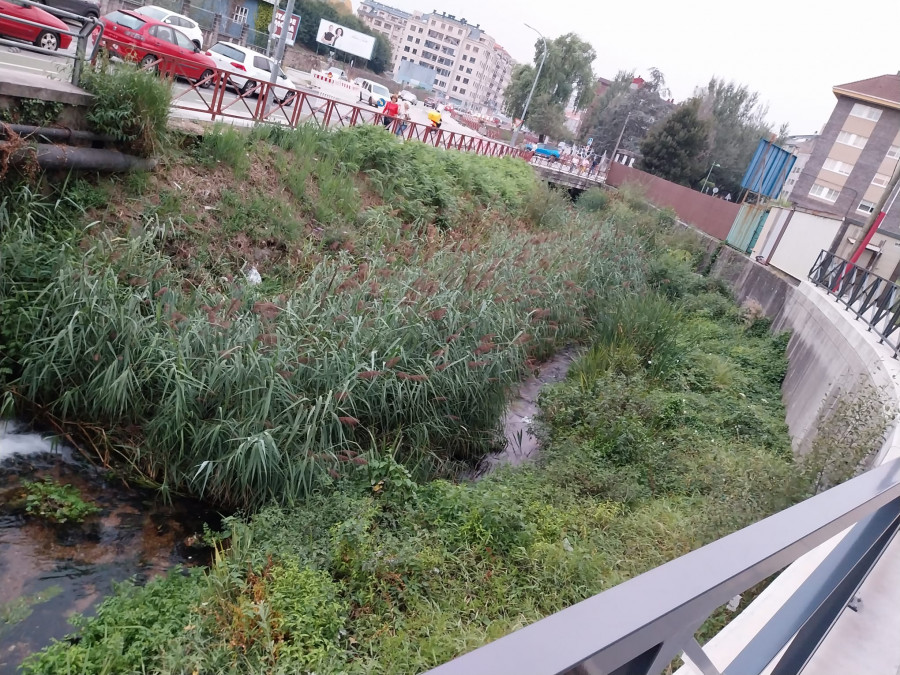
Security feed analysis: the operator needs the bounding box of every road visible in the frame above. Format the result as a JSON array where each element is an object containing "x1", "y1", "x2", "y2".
[{"x1": 0, "y1": 44, "x2": 483, "y2": 139}]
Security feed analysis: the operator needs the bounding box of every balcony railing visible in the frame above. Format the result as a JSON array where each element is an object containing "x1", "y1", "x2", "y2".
[
  {"x1": 809, "y1": 249, "x2": 900, "y2": 358},
  {"x1": 423, "y1": 455, "x2": 900, "y2": 675}
]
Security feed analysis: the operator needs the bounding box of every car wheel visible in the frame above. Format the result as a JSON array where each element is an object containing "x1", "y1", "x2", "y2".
[
  {"x1": 140, "y1": 54, "x2": 158, "y2": 73},
  {"x1": 241, "y1": 80, "x2": 256, "y2": 96},
  {"x1": 85, "y1": 9, "x2": 99, "y2": 19},
  {"x1": 35, "y1": 31, "x2": 59, "y2": 51},
  {"x1": 283, "y1": 92, "x2": 295, "y2": 107},
  {"x1": 198, "y1": 69, "x2": 214, "y2": 89},
  {"x1": 368, "y1": 96, "x2": 374, "y2": 107}
]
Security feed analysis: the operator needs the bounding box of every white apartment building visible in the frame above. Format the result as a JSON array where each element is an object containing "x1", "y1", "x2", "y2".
[{"x1": 357, "y1": 2, "x2": 514, "y2": 114}]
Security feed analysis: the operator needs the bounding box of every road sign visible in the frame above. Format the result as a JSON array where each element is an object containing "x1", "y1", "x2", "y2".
[{"x1": 587, "y1": 137, "x2": 593, "y2": 146}]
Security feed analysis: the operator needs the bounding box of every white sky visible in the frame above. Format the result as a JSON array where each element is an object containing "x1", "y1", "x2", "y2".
[{"x1": 351, "y1": 0, "x2": 899, "y2": 135}]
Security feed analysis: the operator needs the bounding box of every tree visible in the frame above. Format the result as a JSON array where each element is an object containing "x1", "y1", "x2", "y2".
[
  {"x1": 503, "y1": 33, "x2": 596, "y2": 137},
  {"x1": 695, "y1": 78, "x2": 772, "y2": 196},
  {"x1": 580, "y1": 69, "x2": 674, "y2": 159},
  {"x1": 639, "y1": 99, "x2": 709, "y2": 185}
]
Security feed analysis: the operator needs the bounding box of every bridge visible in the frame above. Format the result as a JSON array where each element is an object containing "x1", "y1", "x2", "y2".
[{"x1": 530, "y1": 156, "x2": 606, "y2": 190}]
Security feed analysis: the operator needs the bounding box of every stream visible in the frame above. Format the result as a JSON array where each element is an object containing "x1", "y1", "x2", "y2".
[
  {"x1": 0, "y1": 350, "x2": 575, "y2": 671},
  {"x1": 0, "y1": 421, "x2": 220, "y2": 675}
]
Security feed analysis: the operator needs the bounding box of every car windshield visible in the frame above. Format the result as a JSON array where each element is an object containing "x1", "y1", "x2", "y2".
[
  {"x1": 209, "y1": 42, "x2": 245, "y2": 62},
  {"x1": 106, "y1": 10, "x2": 146, "y2": 30},
  {"x1": 136, "y1": 6, "x2": 167, "y2": 20},
  {"x1": 371, "y1": 83, "x2": 390, "y2": 97}
]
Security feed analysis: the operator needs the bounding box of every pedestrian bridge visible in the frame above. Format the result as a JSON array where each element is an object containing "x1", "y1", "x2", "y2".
[{"x1": 530, "y1": 156, "x2": 605, "y2": 190}]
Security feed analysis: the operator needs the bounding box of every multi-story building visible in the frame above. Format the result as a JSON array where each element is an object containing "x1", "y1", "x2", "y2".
[
  {"x1": 790, "y1": 74, "x2": 900, "y2": 273},
  {"x1": 779, "y1": 134, "x2": 818, "y2": 200},
  {"x1": 357, "y1": 2, "x2": 514, "y2": 114},
  {"x1": 356, "y1": 0, "x2": 409, "y2": 56}
]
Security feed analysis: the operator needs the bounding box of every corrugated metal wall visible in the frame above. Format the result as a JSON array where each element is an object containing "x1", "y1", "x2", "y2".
[{"x1": 726, "y1": 203, "x2": 769, "y2": 253}]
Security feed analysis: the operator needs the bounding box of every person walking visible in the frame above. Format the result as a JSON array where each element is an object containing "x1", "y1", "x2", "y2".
[
  {"x1": 382, "y1": 94, "x2": 400, "y2": 132},
  {"x1": 396, "y1": 97, "x2": 411, "y2": 137},
  {"x1": 425, "y1": 107, "x2": 442, "y2": 142}
]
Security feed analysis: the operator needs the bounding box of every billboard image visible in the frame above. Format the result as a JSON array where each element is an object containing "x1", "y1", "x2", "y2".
[{"x1": 316, "y1": 19, "x2": 376, "y2": 61}]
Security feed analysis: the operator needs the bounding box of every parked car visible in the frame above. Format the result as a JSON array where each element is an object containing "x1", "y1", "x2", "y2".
[
  {"x1": 534, "y1": 143, "x2": 561, "y2": 160},
  {"x1": 205, "y1": 41, "x2": 296, "y2": 104},
  {"x1": 423, "y1": 97, "x2": 437, "y2": 109},
  {"x1": 0, "y1": 0, "x2": 71, "y2": 50},
  {"x1": 40, "y1": 0, "x2": 100, "y2": 19},
  {"x1": 398, "y1": 89, "x2": 417, "y2": 105},
  {"x1": 354, "y1": 77, "x2": 390, "y2": 107},
  {"x1": 99, "y1": 10, "x2": 215, "y2": 85},
  {"x1": 325, "y1": 66, "x2": 348, "y2": 81},
  {"x1": 132, "y1": 4, "x2": 202, "y2": 47}
]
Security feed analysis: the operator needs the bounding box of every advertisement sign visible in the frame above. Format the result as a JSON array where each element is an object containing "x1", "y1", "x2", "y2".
[
  {"x1": 272, "y1": 10, "x2": 301, "y2": 46},
  {"x1": 316, "y1": 18, "x2": 375, "y2": 60}
]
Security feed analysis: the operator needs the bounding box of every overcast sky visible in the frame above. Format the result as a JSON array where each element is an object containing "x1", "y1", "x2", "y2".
[{"x1": 352, "y1": 0, "x2": 899, "y2": 135}]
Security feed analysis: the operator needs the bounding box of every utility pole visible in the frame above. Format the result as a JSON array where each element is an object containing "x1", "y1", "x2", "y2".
[
  {"x1": 510, "y1": 23, "x2": 547, "y2": 149},
  {"x1": 701, "y1": 161, "x2": 719, "y2": 194},
  {"x1": 847, "y1": 165, "x2": 900, "y2": 265},
  {"x1": 266, "y1": 0, "x2": 295, "y2": 113},
  {"x1": 608, "y1": 111, "x2": 632, "y2": 168}
]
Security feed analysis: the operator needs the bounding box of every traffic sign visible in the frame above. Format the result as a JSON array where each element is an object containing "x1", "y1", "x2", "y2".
[{"x1": 587, "y1": 137, "x2": 593, "y2": 146}]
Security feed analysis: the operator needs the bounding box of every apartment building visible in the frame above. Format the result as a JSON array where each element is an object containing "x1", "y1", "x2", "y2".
[
  {"x1": 356, "y1": 0, "x2": 409, "y2": 55},
  {"x1": 790, "y1": 74, "x2": 900, "y2": 271},
  {"x1": 779, "y1": 134, "x2": 818, "y2": 200},
  {"x1": 357, "y1": 1, "x2": 514, "y2": 113}
]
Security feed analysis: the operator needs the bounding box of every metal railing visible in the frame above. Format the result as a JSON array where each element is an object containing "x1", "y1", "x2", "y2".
[
  {"x1": 809, "y1": 249, "x2": 900, "y2": 358},
  {"x1": 424, "y1": 458, "x2": 900, "y2": 675},
  {"x1": 120, "y1": 48, "x2": 529, "y2": 159},
  {"x1": 0, "y1": 1, "x2": 102, "y2": 85}
]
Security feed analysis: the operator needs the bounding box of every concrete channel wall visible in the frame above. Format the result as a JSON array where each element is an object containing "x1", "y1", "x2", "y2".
[{"x1": 676, "y1": 245, "x2": 900, "y2": 674}]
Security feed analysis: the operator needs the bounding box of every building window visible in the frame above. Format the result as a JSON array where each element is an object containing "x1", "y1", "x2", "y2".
[
  {"x1": 823, "y1": 158, "x2": 852, "y2": 175},
  {"x1": 460, "y1": 88, "x2": 466, "y2": 94},
  {"x1": 462, "y1": 77, "x2": 469, "y2": 84},
  {"x1": 455, "y1": 75, "x2": 460, "y2": 81},
  {"x1": 232, "y1": 5, "x2": 248, "y2": 23},
  {"x1": 850, "y1": 103, "x2": 882, "y2": 122},
  {"x1": 888, "y1": 145, "x2": 900, "y2": 159},
  {"x1": 412, "y1": 49, "x2": 417, "y2": 54},
  {"x1": 453, "y1": 86, "x2": 458, "y2": 92},
  {"x1": 466, "y1": 67, "x2": 472, "y2": 74},
  {"x1": 406, "y1": 35, "x2": 412, "y2": 41},
  {"x1": 465, "y1": 44, "x2": 470, "y2": 50},
  {"x1": 418, "y1": 27, "x2": 423, "y2": 33},
  {"x1": 809, "y1": 183, "x2": 840, "y2": 203},
  {"x1": 415, "y1": 38, "x2": 420, "y2": 44},
  {"x1": 404, "y1": 46, "x2": 410, "y2": 52},
  {"x1": 374, "y1": 19, "x2": 381, "y2": 26},
  {"x1": 837, "y1": 131, "x2": 868, "y2": 149},
  {"x1": 473, "y1": 47, "x2": 478, "y2": 53},
  {"x1": 401, "y1": 56, "x2": 407, "y2": 61},
  {"x1": 858, "y1": 199, "x2": 877, "y2": 214},
  {"x1": 872, "y1": 173, "x2": 891, "y2": 187},
  {"x1": 458, "y1": 65, "x2": 464, "y2": 71}
]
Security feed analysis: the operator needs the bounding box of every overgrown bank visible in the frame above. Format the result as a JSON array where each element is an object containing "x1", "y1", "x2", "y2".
[{"x1": 2, "y1": 123, "x2": 814, "y2": 673}]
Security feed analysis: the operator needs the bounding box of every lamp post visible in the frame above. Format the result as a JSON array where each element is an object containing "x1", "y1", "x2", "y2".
[
  {"x1": 510, "y1": 23, "x2": 547, "y2": 149},
  {"x1": 608, "y1": 111, "x2": 632, "y2": 168},
  {"x1": 702, "y1": 161, "x2": 720, "y2": 194}
]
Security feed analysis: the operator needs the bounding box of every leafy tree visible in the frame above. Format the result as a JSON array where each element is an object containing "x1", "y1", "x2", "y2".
[
  {"x1": 639, "y1": 99, "x2": 709, "y2": 185},
  {"x1": 503, "y1": 33, "x2": 596, "y2": 138},
  {"x1": 695, "y1": 78, "x2": 772, "y2": 196},
  {"x1": 580, "y1": 69, "x2": 674, "y2": 159}
]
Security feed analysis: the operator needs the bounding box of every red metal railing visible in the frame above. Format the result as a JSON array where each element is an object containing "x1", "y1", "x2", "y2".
[{"x1": 111, "y1": 47, "x2": 529, "y2": 160}]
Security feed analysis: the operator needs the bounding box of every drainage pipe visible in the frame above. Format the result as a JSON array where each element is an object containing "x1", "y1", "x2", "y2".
[
  {"x1": 1, "y1": 124, "x2": 117, "y2": 145},
  {"x1": 2, "y1": 142, "x2": 156, "y2": 172}
]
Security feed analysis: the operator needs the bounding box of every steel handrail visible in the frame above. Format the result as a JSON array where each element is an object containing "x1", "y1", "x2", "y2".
[{"x1": 424, "y1": 458, "x2": 900, "y2": 675}]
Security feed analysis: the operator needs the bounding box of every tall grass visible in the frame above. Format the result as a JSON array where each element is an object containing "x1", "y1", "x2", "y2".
[{"x1": 2, "y1": 171, "x2": 645, "y2": 508}]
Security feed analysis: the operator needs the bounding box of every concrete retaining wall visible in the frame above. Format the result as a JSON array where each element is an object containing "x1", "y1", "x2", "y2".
[{"x1": 676, "y1": 244, "x2": 900, "y2": 675}]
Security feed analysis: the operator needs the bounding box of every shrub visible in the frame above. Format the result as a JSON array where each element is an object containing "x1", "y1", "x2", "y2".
[
  {"x1": 577, "y1": 186, "x2": 609, "y2": 213},
  {"x1": 80, "y1": 59, "x2": 171, "y2": 156},
  {"x1": 23, "y1": 477, "x2": 99, "y2": 524}
]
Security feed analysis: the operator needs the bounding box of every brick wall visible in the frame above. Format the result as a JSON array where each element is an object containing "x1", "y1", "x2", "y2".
[{"x1": 606, "y1": 163, "x2": 740, "y2": 240}]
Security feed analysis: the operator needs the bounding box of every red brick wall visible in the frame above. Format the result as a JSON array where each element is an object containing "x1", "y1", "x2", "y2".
[{"x1": 606, "y1": 163, "x2": 740, "y2": 240}]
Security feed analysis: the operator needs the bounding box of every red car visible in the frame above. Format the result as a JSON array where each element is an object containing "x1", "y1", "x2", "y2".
[
  {"x1": 0, "y1": 0, "x2": 72, "y2": 51},
  {"x1": 99, "y1": 9, "x2": 215, "y2": 85}
]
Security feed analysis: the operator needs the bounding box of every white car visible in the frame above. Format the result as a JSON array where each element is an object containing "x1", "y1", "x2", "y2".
[
  {"x1": 354, "y1": 77, "x2": 390, "y2": 107},
  {"x1": 133, "y1": 5, "x2": 203, "y2": 48},
  {"x1": 205, "y1": 41, "x2": 296, "y2": 104},
  {"x1": 398, "y1": 89, "x2": 417, "y2": 105}
]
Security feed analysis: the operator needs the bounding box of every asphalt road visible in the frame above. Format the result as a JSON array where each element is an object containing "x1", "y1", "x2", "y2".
[{"x1": 0, "y1": 44, "x2": 482, "y2": 139}]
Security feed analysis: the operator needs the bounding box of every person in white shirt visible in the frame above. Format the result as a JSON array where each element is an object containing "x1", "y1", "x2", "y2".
[{"x1": 396, "y1": 98, "x2": 411, "y2": 136}]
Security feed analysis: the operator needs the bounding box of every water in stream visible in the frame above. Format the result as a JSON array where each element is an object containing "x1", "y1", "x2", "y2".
[{"x1": 0, "y1": 421, "x2": 220, "y2": 675}]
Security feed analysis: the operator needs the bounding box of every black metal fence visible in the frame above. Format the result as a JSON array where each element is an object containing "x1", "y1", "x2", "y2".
[
  {"x1": 422, "y1": 457, "x2": 900, "y2": 675},
  {"x1": 809, "y1": 250, "x2": 900, "y2": 358}
]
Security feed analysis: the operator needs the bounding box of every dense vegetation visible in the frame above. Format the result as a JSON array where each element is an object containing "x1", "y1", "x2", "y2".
[{"x1": 2, "y1": 123, "x2": 811, "y2": 673}]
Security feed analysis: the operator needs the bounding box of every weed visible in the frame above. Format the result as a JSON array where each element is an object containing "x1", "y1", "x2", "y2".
[
  {"x1": 22, "y1": 478, "x2": 100, "y2": 524},
  {"x1": 577, "y1": 186, "x2": 610, "y2": 213},
  {"x1": 196, "y1": 124, "x2": 250, "y2": 175}
]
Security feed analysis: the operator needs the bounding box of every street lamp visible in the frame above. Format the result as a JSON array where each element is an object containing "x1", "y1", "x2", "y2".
[
  {"x1": 609, "y1": 111, "x2": 633, "y2": 168},
  {"x1": 510, "y1": 22, "x2": 547, "y2": 148},
  {"x1": 702, "y1": 161, "x2": 720, "y2": 194}
]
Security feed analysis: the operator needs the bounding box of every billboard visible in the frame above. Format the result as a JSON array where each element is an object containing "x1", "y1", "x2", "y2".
[
  {"x1": 316, "y1": 19, "x2": 376, "y2": 61},
  {"x1": 272, "y1": 10, "x2": 301, "y2": 46},
  {"x1": 740, "y1": 139, "x2": 797, "y2": 199}
]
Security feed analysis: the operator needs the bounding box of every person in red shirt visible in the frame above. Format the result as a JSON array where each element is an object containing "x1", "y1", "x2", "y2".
[{"x1": 382, "y1": 94, "x2": 400, "y2": 131}]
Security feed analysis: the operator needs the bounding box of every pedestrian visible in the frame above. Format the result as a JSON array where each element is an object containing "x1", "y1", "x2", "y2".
[
  {"x1": 589, "y1": 154, "x2": 600, "y2": 176},
  {"x1": 382, "y1": 94, "x2": 400, "y2": 131},
  {"x1": 425, "y1": 107, "x2": 442, "y2": 141},
  {"x1": 396, "y1": 96, "x2": 411, "y2": 137}
]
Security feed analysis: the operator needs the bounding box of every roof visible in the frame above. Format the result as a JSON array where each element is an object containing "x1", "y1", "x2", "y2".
[
  {"x1": 833, "y1": 74, "x2": 900, "y2": 111},
  {"x1": 359, "y1": 0, "x2": 410, "y2": 19}
]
